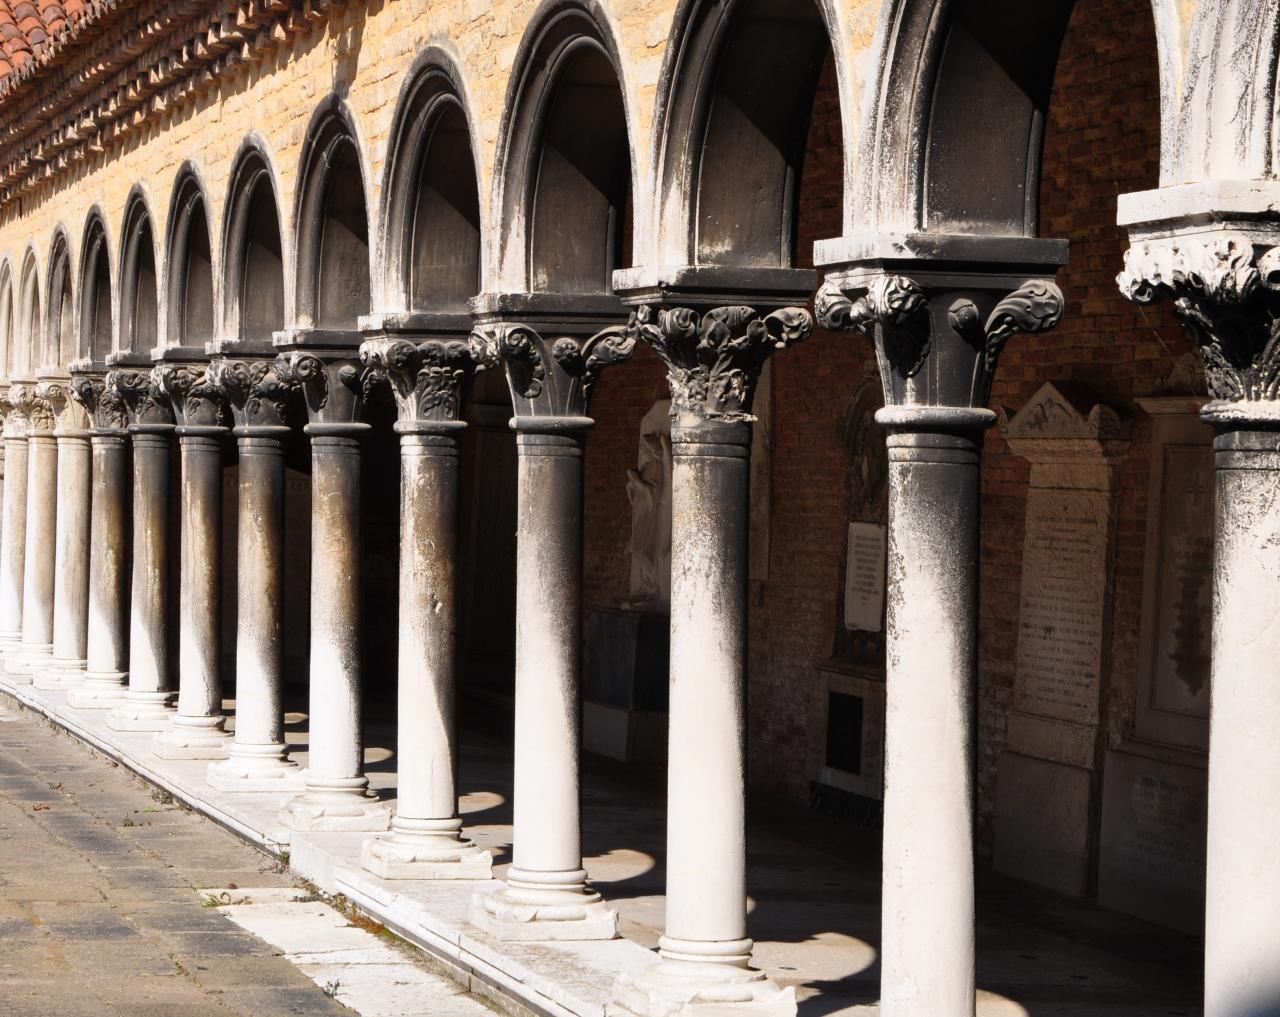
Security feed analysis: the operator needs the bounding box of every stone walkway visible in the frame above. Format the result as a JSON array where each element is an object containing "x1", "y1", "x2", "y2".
[
  {"x1": 0, "y1": 702, "x2": 493, "y2": 1017},
  {"x1": 0, "y1": 682, "x2": 1206, "y2": 1017}
]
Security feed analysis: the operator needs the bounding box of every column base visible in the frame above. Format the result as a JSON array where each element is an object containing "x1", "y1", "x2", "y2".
[
  {"x1": 66, "y1": 671, "x2": 128, "y2": 708},
  {"x1": 106, "y1": 690, "x2": 176, "y2": 732},
  {"x1": 278, "y1": 781, "x2": 392, "y2": 832},
  {"x1": 32, "y1": 659, "x2": 86, "y2": 690},
  {"x1": 206, "y1": 743, "x2": 303, "y2": 792},
  {"x1": 361, "y1": 817, "x2": 493, "y2": 880},
  {"x1": 609, "y1": 946, "x2": 796, "y2": 1017},
  {"x1": 470, "y1": 867, "x2": 618, "y2": 941},
  {"x1": 153, "y1": 715, "x2": 231, "y2": 759},
  {"x1": 4, "y1": 642, "x2": 52, "y2": 680}
]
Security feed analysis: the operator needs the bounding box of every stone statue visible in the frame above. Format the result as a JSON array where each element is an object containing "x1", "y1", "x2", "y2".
[{"x1": 625, "y1": 399, "x2": 672, "y2": 609}]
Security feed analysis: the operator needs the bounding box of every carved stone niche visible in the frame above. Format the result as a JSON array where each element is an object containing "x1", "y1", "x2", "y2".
[
  {"x1": 1098, "y1": 357, "x2": 1211, "y2": 933},
  {"x1": 992, "y1": 382, "x2": 1129, "y2": 898}
]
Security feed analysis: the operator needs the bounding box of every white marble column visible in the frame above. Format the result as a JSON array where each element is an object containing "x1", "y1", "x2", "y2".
[
  {"x1": 0, "y1": 383, "x2": 31, "y2": 663},
  {"x1": 202, "y1": 356, "x2": 299, "y2": 787},
  {"x1": 1116, "y1": 204, "x2": 1280, "y2": 1017},
  {"x1": 34, "y1": 381, "x2": 91, "y2": 690},
  {"x1": 275, "y1": 348, "x2": 388, "y2": 831},
  {"x1": 359, "y1": 336, "x2": 491, "y2": 878},
  {"x1": 468, "y1": 319, "x2": 633, "y2": 940},
  {"x1": 608, "y1": 305, "x2": 808, "y2": 1017},
  {"x1": 6, "y1": 384, "x2": 56, "y2": 679},
  {"x1": 107, "y1": 365, "x2": 177, "y2": 731},
  {"x1": 66, "y1": 366, "x2": 131, "y2": 709},
  {"x1": 814, "y1": 247, "x2": 1065, "y2": 1017}
]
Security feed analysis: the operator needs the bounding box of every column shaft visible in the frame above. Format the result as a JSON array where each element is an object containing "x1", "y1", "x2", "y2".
[
  {"x1": 11, "y1": 431, "x2": 57, "y2": 675},
  {"x1": 663, "y1": 421, "x2": 750, "y2": 956},
  {"x1": 208, "y1": 428, "x2": 297, "y2": 788},
  {"x1": 472, "y1": 426, "x2": 614, "y2": 939},
  {"x1": 0, "y1": 435, "x2": 29, "y2": 648},
  {"x1": 1204, "y1": 428, "x2": 1280, "y2": 1017},
  {"x1": 278, "y1": 424, "x2": 386, "y2": 830},
  {"x1": 41, "y1": 431, "x2": 90, "y2": 685},
  {"x1": 68, "y1": 432, "x2": 129, "y2": 706},
  {"x1": 110, "y1": 430, "x2": 173, "y2": 728},
  {"x1": 880, "y1": 429, "x2": 980, "y2": 1017},
  {"x1": 155, "y1": 429, "x2": 230, "y2": 754}
]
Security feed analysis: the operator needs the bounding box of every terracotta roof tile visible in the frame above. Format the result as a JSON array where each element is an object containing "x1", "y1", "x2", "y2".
[{"x1": 0, "y1": 0, "x2": 89, "y2": 89}]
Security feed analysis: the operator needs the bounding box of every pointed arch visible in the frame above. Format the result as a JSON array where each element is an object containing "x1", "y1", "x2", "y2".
[
  {"x1": 118, "y1": 187, "x2": 160, "y2": 353},
  {"x1": 79, "y1": 207, "x2": 114, "y2": 362},
  {"x1": 489, "y1": 0, "x2": 638, "y2": 295},
  {"x1": 293, "y1": 96, "x2": 373, "y2": 330},
  {"x1": 0, "y1": 258, "x2": 13, "y2": 379},
  {"x1": 166, "y1": 163, "x2": 216, "y2": 346},
  {"x1": 645, "y1": 0, "x2": 848, "y2": 269},
  {"x1": 222, "y1": 135, "x2": 287, "y2": 343},
  {"x1": 378, "y1": 48, "x2": 484, "y2": 317},
  {"x1": 16, "y1": 246, "x2": 41, "y2": 378},
  {"x1": 45, "y1": 227, "x2": 75, "y2": 369}
]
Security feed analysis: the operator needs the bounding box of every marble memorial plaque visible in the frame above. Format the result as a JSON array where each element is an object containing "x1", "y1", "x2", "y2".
[
  {"x1": 1014, "y1": 489, "x2": 1110, "y2": 725},
  {"x1": 1146, "y1": 445, "x2": 1213, "y2": 723},
  {"x1": 843, "y1": 522, "x2": 886, "y2": 632},
  {"x1": 1099, "y1": 746, "x2": 1207, "y2": 933}
]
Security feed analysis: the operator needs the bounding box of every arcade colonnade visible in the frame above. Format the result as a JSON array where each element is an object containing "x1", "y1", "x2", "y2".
[{"x1": 0, "y1": 1, "x2": 1276, "y2": 1016}]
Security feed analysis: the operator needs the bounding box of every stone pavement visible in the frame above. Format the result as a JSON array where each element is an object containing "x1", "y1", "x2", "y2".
[{"x1": 0, "y1": 701, "x2": 493, "y2": 1017}]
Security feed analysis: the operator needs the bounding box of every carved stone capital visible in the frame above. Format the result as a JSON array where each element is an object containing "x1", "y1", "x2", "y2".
[
  {"x1": 1117, "y1": 233, "x2": 1280, "y2": 418},
  {"x1": 625, "y1": 304, "x2": 810, "y2": 424},
  {"x1": 69, "y1": 370, "x2": 128, "y2": 431},
  {"x1": 35, "y1": 380, "x2": 89, "y2": 434},
  {"x1": 273, "y1": 351, "x2": 366, "y2": 426},
  {"x1": 106, "y1": 368, "x2": 175, "y2": 428},
  {"x1": 360, "y1": 337, "x2": 473, "y2": 424},
  {"x1": 468, "y1": 321, "x2": 635, "y2": 420},
  {"x1": 5, "y1": 383, "x2": 35, "y2": 438},
  {"x1": 206, "y1": 358, "x2": 291, "y2": 429},
  {"x1": 153, "y1": 363, "x2": 228, "y2": 428},
  {"x1": 816, "y1": 275, "x2": 1062, "y2": 415}
]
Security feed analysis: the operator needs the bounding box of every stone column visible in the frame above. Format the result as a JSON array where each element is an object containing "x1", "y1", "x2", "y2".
[
  {"x1": 608, "y1": 305, "x2": 809, "y2": 1017},
  {"x1": 0, "y1": 383, "x2": 31, "y2": 661},
  {"x1": 33, "y1": 381, "x2": 91, "y2": 690},
  {"x1": 358, "y1": 335, "x2": 491, "y2": 879},
  {"x1": 1116, "y1": 210, "x2": 1280, "y2": 1017},
  {"x1": 203, "y1": 356, "x2": 299, "y2": 787},
  {"x1": 105, "y1": 366, "x2": 177, "y2": 731},
  {"x1": 812, "y1": 244, "x2": 1064, "y2": 1017},
  {"x1": 142, "y1": 360, "x2": 232, "y2": 758},
  {"x1": 274, "y1": 348, "x2": 388, "y2": 831},
  {"x1": 66, "y1": 366, "x2": 131, "y2": 709},
  {"x1": 6, "y1": 383, "x2": 56, "y2": 679},
  {"x1": 467, "y1": 318, "x2": 633, "y2": 940}
]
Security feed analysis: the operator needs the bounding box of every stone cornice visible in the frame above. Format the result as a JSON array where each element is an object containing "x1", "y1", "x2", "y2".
[{"x1": 0, "y1": 0, "x2": 344, "y2": 210}]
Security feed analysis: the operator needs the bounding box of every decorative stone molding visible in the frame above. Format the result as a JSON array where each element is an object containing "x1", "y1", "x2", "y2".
[
  {"x1": 624, "y1": 304, "x2": 810, "y2": 422},
  {"x1": 468, "y1": 321, "x2": 635, "y2": 420},
  {"x1": 153, "y1": 363, "x2": 228, "y2": 428},
  {"x1": 4, "y1": 383, "x2": 34, "y2": 438},
  {"x1": 359, "y1": 337, "x2": 473, "y2": 424},
  {"x1": 1117, "y1": 234, "x2": 1280, "y2": 412},
  {"x1": 35, "y1": 380, "x2": 89, "y2": 434},
  {"x1": 68, "y1": 371, "x2": 128, "y2": 432},
  {"x1": 274, "y1": 351, "x2": 367, "y2": 426},
  {"x1": 206, "y1": 358, "x2": 291, "y2": 429},
  {"x1": 816, "y1": 274, "x2": 1063, "y2": 413},
  {"x1": 106, "y1": 368, "x2": 175, "y2": 428}
]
